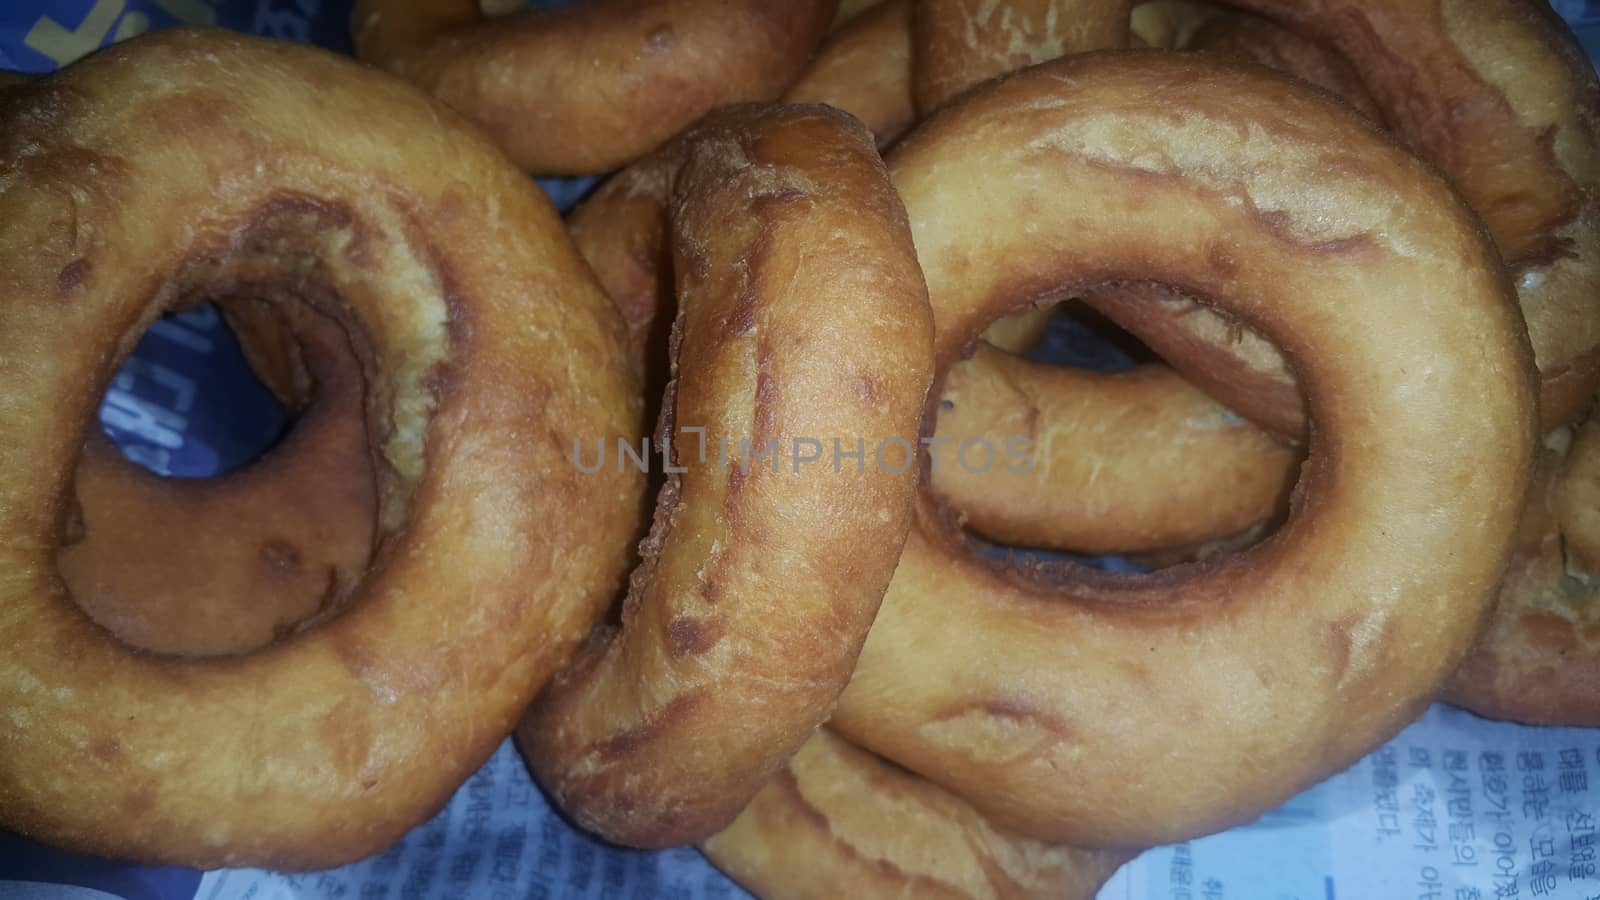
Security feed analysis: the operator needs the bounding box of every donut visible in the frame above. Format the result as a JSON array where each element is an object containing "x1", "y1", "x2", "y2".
[
  {"x1": 930, "y1": 341, "x2": 1296, "y2": 555},
  {"x1": 58, "y1": 301, "x2": 377, "y2": 658},
  {"x1": 784, "y1": 0, "x2": 914, "y2": 149},
  {"x1": 1101, "y1": 0, "x2": 1600, "y2": 434},
  {"x1": 827, "y1": 53, "x2": 1536, "y2": 847},
  {"x1": 913, "y1": 0, "x2": 1135, "y2": 113},
  {"x1": 1444, "y1": 418, "x2": 1600, "y2": 726},
  {"x1": 1185, "y1": 9, "x2": 1381, "y2": 120},
  {"x1": 0, "y1": 30, "x2": 642, "y2": 868},
  {"x1": 520, "y1": 104, "x2": 933, "y2": 849},
  {"x1": 701, "y1": 729, "x2": 1132, "y2": 900},
  {"x1": 351, "y1": 0, "x2": 838, "y2": 175}
]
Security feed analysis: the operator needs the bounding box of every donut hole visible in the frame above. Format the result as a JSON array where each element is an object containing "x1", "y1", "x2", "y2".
[
  {"x1": 927, "y1": 281, "x2": 1305, "y2": 573},
  {"x1": 46, "y1": 194, "x2": 451, "y2": 660}
]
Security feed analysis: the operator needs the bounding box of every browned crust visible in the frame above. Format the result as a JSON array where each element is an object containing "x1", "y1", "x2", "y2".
[
  {"x1": 352, "y1": 0, "x2": 838, "y2": 175},
  {"x1": 785, "y1": 0, "x2": 915, "y2": 149},
  {"x1": 701, "y1": 730, "x2": 1133, "y2": 900},
  {"x1": 829, "y1": 52, "x2": 1535, "y2": 848},
  {"x1": 520, "y1": 104, "x2": 934, "y2": 849},
  {"x1": 1445, "y1": 418, "x2": 1600, "y2": 726},
  {"x1": 913, "y1": 0, "x2": 1135, "y2": 113},
  {"x1": 0, "y1": 30, "x2": 642, "y2": 869},
  {"x1": 932, "y1": 343, "x2": 1298, "y2": 554},
  {"x1": 58, "y1": 302, "x2": 377, "y2": 658},
  {"x1": 1188, "y1": 9, "x2": 1382, "y2": 120}
]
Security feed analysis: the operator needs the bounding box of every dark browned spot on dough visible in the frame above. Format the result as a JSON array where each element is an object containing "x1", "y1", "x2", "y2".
[
  {"x1": 90, "y1": 737, "x2": 122, "y2": 763},
  {"x1": 596, "y1": 692, "x2": 702, "y2": 762},
  {"x1": 644, "y1": 25, "x2": 675, "y2": 53},
  {"x1": 752, "y1": 371, "x2": 779, "y2": 451},
  {"x1": 1327, "y1": 612, "x2": 1361, "y2": 678},
  {"x1": 260, "y1": 540, "x2": 303, "y2": 578},
  {"x1": 702, "y1": 579, "x2": 720, "y2": 604},
  {"x1": 856, "y1": 374, "x2": 885, "y2": 406},
  {"x1": 666, "y1": 616, "x2": 721, "y2": 658},
  {"x1": 1207, "y1": 244, "x2": 1237, "y2": 278},
  {"x1": 1306, "y1": 234, "x2": 1379, "y2": 255},
  {"x1": 121, "y1": 784, "x2": 156, "y2": 817},
  {"x1": 57, "y1": 258, "x2": 90, "y2": 293}
]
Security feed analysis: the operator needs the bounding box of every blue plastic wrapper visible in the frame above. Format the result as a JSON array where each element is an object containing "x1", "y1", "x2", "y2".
[{"x1": 6, "y1": 4, "x2": 1600, "y2": 899}]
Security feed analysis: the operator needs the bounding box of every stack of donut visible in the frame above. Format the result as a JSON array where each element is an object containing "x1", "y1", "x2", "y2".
[{"x1": 0, "y1": 1, "x2": 1593, "y2": 898}]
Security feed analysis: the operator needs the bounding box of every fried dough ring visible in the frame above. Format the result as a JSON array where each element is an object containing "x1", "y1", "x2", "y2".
[
  {"x1": 0, "y1": 30, "x2": 642, "y2": 868},
  {"x1": 59, "y1": 302, "x2": 377, "y2": 658},
  {"x1": 785, "y1": 0, "x2": 915, "y2": 149},
  {"x1": 913, "y1": 0, "x2": 1135, "y2": 113},
  {"x1": 702, "y1": 730, "x2": 1132, "y2": 900},
  {"x1": 520, "y1": 104, "x2": 933, "y2": 849},
  {"x1": 829, "y1": 53, "x2": 1536, "y2": 847},
  {"x1": 931, "y1": 342, "x2": 1295, "y2": 555},
  {"x1": 351, "y1": 0, "x2": 838, "y2": 175},
  {"x1": 1101, "y1": 0, "x2": 1600, "y2": 435},
  {"x1": 1445, "y1": 418, "x2": 1600, "y2": 726}
]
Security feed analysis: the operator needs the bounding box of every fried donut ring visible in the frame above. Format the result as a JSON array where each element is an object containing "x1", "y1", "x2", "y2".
[
  {"x1": 0, "y1": 30, "x2": 641, "y2": 868},
  {"x1": 351, "y1": 0, "x2": 838, "y2": 175},
  {"x1": 701, "y1": 730, "x2": 1132, "y2": 900},
  {"x1": 1096, "y1": 0, "x2": 1600, "y2": 434},
  {"x1": 931, "y1": 342, "x2": 1295, "y2": 555},
  {"x1": 913, "y1": 0, "x2": 1134, "y2": 113},
  {"x1": 1445, "y1": 419, "x2": 1600, "y2": 726},
  {"x1": 785, "y1": 0, "x2": 914, "y2": 149},
  {"x1": 520, "y1": 104, "x2": 933, "y2": 848},
  {"x1": 58, "y1": 302, "x2": 377, "y2": 658},
  {"x1": 1186, "y1": 9, "x2": 1380, "y2": 120},
  {"x1": 829, "y1": 53, "x2": 1536, "y2": 847}
]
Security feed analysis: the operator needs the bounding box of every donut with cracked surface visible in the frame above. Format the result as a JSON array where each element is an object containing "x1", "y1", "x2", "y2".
[
  {"x1": 351, "y1": 0, "x2": 839, "y2": 175},
  {"x1": 702, "y1": 729, "x2": 1133, "y2": 900},
  {"x1": 0, "y1": 30, "x2": 642, "y2": 868},
  {"x1": 520, "y1": 104, "x2": 934, "y2": 849},
  {"x1": 829, "y1": 52, "x2": 1537, "y2": 847}
]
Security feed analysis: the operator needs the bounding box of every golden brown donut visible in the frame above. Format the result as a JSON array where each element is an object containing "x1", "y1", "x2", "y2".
[
  {"x1": 351, "y1": 0, "x2": 838, "y2": 175},
  {"x1": 913, "y1": 0, "x2": 1135, "y2": 113},
  {"x1": 1445, "y1": 419, "x2": 1600, "y2": 726},
  {"x1": 58, "y1": 302, "x2": 377, "y2": 658},
  {"x1": 1098, "y1": 0, "x2": 1600, "y2": 435},
  {"x1": 702, "y1": 730, "x2": 1133, "y2": 900},
  {"x1": 829, "y1": 52, "x2": 1536, "y2": 848},
  {"x1": 931, "y1": 342, "x2": 1296, "y2": 555},
  {"x1": 0, "y1": 30, "x2": 642, "y2": 868},
  {"x1": 785, "y1": 0, "x2": 914, "y2": 149},
  {"x1": 1186, "y1": 9, "x2": 1381, "y2": 120},
  {"x1": 520, "y1": 104, "x2": 933, "y2": 849}
]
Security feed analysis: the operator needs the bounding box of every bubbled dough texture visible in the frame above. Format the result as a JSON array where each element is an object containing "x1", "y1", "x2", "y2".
[
  {"x1": 830, "y1": 53, "x2": 1536, "y2": 847},
  {"x1": 702, "y1": 730, "x2": 1132, "y2": 900},
  {"x1": 521, "y1": 105, "x2": 934, "y2": 848},
  {"x1": 351, "y1": 0, "x2": 838, "y2": 174},
  {"x1": 0, "y1": 30, "x2": 641, "y2": 869}
]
